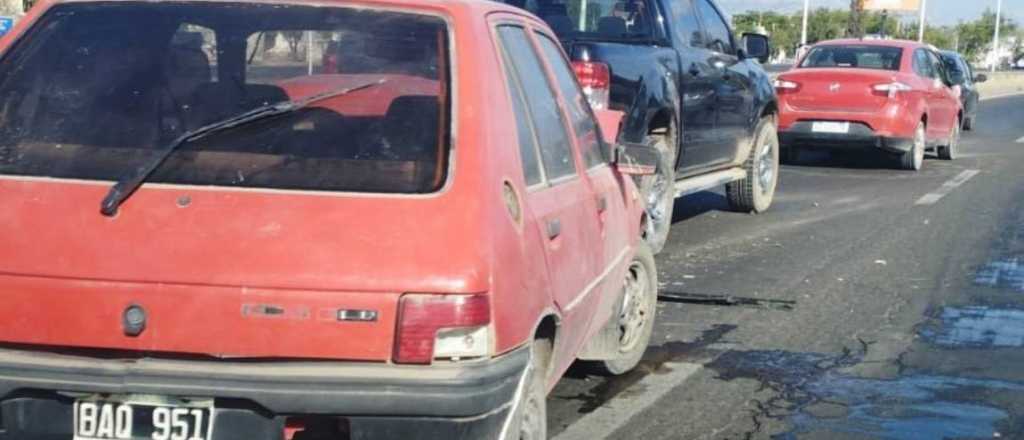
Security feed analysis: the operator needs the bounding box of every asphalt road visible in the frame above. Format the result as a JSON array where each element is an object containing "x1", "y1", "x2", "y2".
[{"x1": 547, "y1": 94, "x2": 1024, "y2": 439}]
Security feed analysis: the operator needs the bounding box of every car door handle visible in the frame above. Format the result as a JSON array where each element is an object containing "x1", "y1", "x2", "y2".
[{"x1": 546, "y1": 219, "x2": 562, "y2": 240}]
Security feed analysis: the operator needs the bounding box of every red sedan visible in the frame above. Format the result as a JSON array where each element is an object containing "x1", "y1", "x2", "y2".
[
  {"x1": 776, "y1": 39, "x2": 963, "y2": 170},
  {"x1": 0, "y1": 0, "x2": 659, "y2": 439}
]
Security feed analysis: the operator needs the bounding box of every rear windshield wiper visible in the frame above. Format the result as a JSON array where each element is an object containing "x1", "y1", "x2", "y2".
[{"x1": 99, "y1": 79, "x2": 387, "y2": 216}]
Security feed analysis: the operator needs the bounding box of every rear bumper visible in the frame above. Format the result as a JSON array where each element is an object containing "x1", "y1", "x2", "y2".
[
  {"x1": 779, "y1": 121, "x2": 913, "y2": 153},
  {"x1": 0, "y1": 345, "x2": 530, "y2": 439}
]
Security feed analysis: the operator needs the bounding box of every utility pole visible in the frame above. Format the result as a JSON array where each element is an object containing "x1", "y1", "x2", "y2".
[
  {"x1": 992, "y1": 0, "x2": 1002, "y2": 72},
  {"x1": 0, "y1": 0, "x2": 23, "y2": 18},
  {"x1": 917, "y1": 0, "x2": 927, "y2": 42},
  {"x1": 801, "y1": 0, "x2": 810, "y2": 46}
]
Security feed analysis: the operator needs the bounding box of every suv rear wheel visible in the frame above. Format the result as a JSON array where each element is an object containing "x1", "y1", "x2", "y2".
[
  {"x1": 727, "y1": 116, "x2": 779, "y2": 213},
  {"x1": 639, "y1": 129, "x2": 676, "y2": 255},
  {"x1": 937, "y1": 119, "x2": 960, "y2": 160}
]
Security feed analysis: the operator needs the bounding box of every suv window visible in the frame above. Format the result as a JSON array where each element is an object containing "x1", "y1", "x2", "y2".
[
  {"x1": 0, "y1": 3, "x2": 450, "y2": 194},
  {"x1": 667, "y1": 0, "x2": 703, "y2": 47},
  {"x1": 914, "y1": 49, "x2": 936, "y2": 78},
  {"x1": 694, "y1": 0, "x2": 732, "y2": 54},
  {"x1": 535, "y1": 32, "x2": 606, "y2": 168},
  {"x1": 498, "y1": 33, "x2": 545, "y2": 186},
  {"x1": 496, "y1": 26, "x2": 577, "y2": 180},
  {"x1": 503, "y1": 0, "x2": 655, "y2": 41}
]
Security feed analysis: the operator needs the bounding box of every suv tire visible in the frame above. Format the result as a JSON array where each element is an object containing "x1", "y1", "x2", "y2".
[
  {"x1": 638, "y1": 130, "x2": 676, "y2": 254},
  {"x1": 727, "y1": 116, "x2": 779, "y2": 213},
  {"x1": 937, "y1": 119, "x2": 960, "y2": 160}
]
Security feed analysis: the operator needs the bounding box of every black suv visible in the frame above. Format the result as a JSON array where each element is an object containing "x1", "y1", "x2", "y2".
[{"x1": 500, "y1": 0, "x2": 779, "y2": 253}]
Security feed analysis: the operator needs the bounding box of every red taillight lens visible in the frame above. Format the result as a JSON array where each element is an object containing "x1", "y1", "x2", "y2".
[
  {"x1": 394, "y1": 294, "x2": 490, "y2": 365},
  {"x1": 572, "y1": 61, "x2": 611, "y2": 110}
]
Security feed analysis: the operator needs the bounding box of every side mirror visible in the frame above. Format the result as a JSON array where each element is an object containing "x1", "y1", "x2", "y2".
[
  {"x1": 974, "y1": 74, "x2": 988, "y2": 83},
  {"x1": 613, "y1": 142, "x2": 660, "y2": 176},
  {"x1": 741, "y1": 33, "x2": 770, "y2": 64}
]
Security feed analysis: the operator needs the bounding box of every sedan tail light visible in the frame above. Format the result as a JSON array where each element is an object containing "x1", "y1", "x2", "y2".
[
  {"x1": 572, "y1": 61, "x2": 611, "y2": 110},
  {"x1": 394, "y1": 294, "x2": 490, "y2": 364},
  {"x1": 872, "y1": 82, "x2": 912, "y2": 98},
  {"x1": 773, "y1": 79, "x2": 801, "y2": 94}
]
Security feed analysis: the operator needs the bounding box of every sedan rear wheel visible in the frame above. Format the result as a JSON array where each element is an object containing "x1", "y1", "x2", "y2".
[
  {"x1": 594, "y1": 243, "x2": 658, "y2": 375},
  {"x1": 937, "y1": 119, "x2": 960, "y2": 160},
  {"x1": 899, "y1": 122, "x2": 926, "y2": 171}
]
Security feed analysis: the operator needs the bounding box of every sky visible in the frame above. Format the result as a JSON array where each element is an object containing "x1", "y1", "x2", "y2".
[{"x1": 717, "y1": 0, "x2": 1024, "y2": 27}]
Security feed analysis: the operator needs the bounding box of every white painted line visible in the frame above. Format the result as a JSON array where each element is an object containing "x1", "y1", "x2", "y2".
[
  {"x1": 981, "y1": 91, "x2": 1024, "y2": 101},
  {"x1": 915, "y1": 169, "x2": 981, "y2": 206},
  {"x1": 552, "y1": 362, "x2": 701, "y2": 440},
  {"x1": 1016, "y1": 136, "x2": 1024, "y2": 144}
]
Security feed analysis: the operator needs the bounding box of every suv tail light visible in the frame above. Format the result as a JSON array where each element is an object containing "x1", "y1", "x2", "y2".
[
  {"x1": 394, "y1": 294, "x2": 490, "y2": 364},
  {"x1": 872, "y1": 82, "x2": 912, "y2": 98},
  {"x1": 773, "y1": 78, "x2": 801, "y2": 93},
  {"x1": 572, "y1": 61, "x2": 611, "y2": 110}
]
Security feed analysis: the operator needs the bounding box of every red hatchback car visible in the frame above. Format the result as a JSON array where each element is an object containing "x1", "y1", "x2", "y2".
[
  {"x1": 0, "y1": 0, "x2": 659, "y2": 439},
  {"x1": 776, "y1": 39, "x2": 964, "y2": 170}
]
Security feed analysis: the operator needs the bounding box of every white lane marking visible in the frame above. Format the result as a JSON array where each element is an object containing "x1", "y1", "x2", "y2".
[
  {"x1": 1016, "y1": 136, "x2": 1024, "y2": 144},
  {"x1": 552, "y1": 362, "x2": 701, "y2": 440},
  {"x1": 915, "y1": 169, "x2": 981, "y2": 206},
  {"x1": 982, "y1": 91, "x2": 1024, "y2": 101}
]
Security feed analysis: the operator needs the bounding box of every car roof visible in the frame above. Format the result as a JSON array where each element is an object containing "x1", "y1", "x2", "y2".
[
  {"x1": 48, "y1": 0, "x2": 528, "y2": 16},
  {"x1": 812, "y1": 38, "x2": 923, "y2": 49}
]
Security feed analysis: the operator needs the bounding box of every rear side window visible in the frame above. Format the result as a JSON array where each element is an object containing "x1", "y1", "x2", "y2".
[
  {"x1": 502, "y1": 0, "x2": 655, "y2": 41},
  {"x1": 800, "y1": 45, "x2": 903, "y2": 71},
  {"x1": 496, "y1": 26, "x2": 577, "y2": 180},
  {"x1": 535, "y1": 33, "x2": 606, "y2": 169},
  {"x1": 498, "y1": 34, "x2": 544, "y2": 186},
  {"x1": 913, "y1": 49, "x2": 936, "y2": 78},
  {"x1": 667, "y1": 0, "x2": 704, "y2": 47},
  {"x1": 694, "y1": 0, "x2": 733, "y2": 54}
]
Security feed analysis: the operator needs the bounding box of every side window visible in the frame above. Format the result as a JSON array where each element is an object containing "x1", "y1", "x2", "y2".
[
  {"x1": 668, "y1": 0, "x2": 704, "y2": 47},
  {"x1": 496, "y1": 26, "x2": 577, "y2": 181},
  {"x1": 694, "y1": 0, "x2": 733, "y2": 54},
  {"x1": 498, "y1": 35, "x2": 544, "y2": 186},
  {"x1": 927, "y1": 51, "x2": 949, "y2": 84},
  {"x1": 535, "y1": 32, "x2": 606, "y2": 168},
  {"x1": 913, "y1": 49, "x2": 935, "y2": 79}
]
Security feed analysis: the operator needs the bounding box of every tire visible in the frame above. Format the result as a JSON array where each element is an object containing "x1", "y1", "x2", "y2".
[
  {"x1": 899, "y1": 122, "x2": 926, "y2": 171},
  {"x1": 594, "y1": 243, "x2": 658, "y2": 375},
  {"x1": 508, "y1": 340, "x2": 549, "y2": 440},
  {"x1": 937, "y1": 119, "x2": 960, "y2": 160},
  {"x1": 726, "y1": 117, "x2": 779, "y2": 213},
  {"x1": 637, "y1": 131, "x2": 676, "y2": 255},
  {"x1": 963, "y1": 115, "x2": 974, "y2": 131}
]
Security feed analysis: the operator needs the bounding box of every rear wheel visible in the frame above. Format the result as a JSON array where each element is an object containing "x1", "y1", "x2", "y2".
[
  {"x1": 727, "y1": 116, "x2": 779, "y2": 213},
  {"x1": 899, "y1": 122, "x2": 926, "y2": 171},
  {"x1": 594, "y1": 243, "x2": 658, "y2": 375},
  {"x1": 509, "y1": 340, "x2": 549, "y2": 440},
  {"x1": 963, "y1": 115, "x2": 974, "y2": 131},
  {"x1": 638, "y1": 130, "x2": 677, "y2": 255},
  {"x1": 937, "y1": 119, "x2": 960, "y2": 160}
]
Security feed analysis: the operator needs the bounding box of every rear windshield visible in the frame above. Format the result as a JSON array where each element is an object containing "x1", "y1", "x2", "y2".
[
  {"x1": 800, "y1": 45, "x2": 903, "y2": 71},
  {"x1": 502, "y1": 0, "x2": 655, "y2": 41},
  {"x1": 0, "y1": 3, "x2": 450, "y2": 194}
]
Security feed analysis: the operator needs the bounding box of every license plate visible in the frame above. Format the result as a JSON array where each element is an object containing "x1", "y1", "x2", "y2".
[
  {"x1": 73, "y1": 396, "x2": 214, "y2": 440},
  {"x1": 811, "y1": 121, "x2": 850, "y2": 134}
]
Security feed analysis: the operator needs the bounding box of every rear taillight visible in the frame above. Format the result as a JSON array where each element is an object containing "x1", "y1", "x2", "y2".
[
  {"x1": 872, "y1": 82, "x2": 912, "y2": 98},
  {"x1": 773, "y1": 78, "x2": 801, "y2": 93},
  {"x1": 394, "y1": 294, "x2": 490, "y2": 365},
  {"x1": 572, "y1": 61, "x2": 611, "y2": 110}
]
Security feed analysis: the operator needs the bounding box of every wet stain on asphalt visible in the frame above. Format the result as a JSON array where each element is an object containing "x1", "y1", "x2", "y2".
[
  {"x1": 920, "y1": 306, "x2": 1024, "y2": 348},
  {"x1": 559, "y1": 324, "x2": 736, "y2": 414},
  {"x1": 975, "y1": 257, "x2": 1024, "y2": 292}
]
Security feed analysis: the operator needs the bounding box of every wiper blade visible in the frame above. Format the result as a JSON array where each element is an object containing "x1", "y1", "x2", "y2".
[{"x1": 99, "y1": 79, "x2": 386, "y2": 216}]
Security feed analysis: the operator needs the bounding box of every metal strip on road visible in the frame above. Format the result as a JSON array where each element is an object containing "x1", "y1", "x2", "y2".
[
  {"x1": 915, "y1": 169, "x2": 981, "y2": 206},
  {"x1": 552, "y1": 363, "x2": 702, "y2": 440}
]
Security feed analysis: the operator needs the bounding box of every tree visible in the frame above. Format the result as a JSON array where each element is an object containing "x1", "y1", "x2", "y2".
[
  {"x1": 847, "y1": 0, "x2": 864, "y2": 38},
  {"x1": 283, "y1": 31, "x2": 305, "y2": 61},
  {"x1": 956, "y1": 9, "x2": 1018, "y2": 63},
  {"x1": 0, "y1": 0, "x2": 23, "y2": 16}
]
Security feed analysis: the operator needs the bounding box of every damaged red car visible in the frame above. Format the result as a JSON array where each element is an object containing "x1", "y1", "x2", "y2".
[{"x1": 0, "y1": 0, "x2": 659, "y2": 439}]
